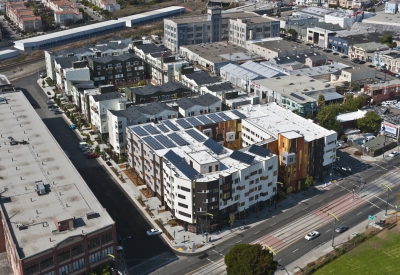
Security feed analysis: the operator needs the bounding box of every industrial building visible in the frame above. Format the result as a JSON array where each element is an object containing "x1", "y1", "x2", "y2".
[
  {"x1": 0, "y1": 49, "x2": 19, "y2": 61},
  {"x1": 119, "y1": 6, "x2": 185, "y2": 27},
  {"x1": 0, "y1": 91, "x2": 117, "y2": 275}
]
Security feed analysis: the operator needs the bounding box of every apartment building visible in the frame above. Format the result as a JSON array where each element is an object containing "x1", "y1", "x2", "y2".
[
  {"x1": 126, "y1": 121, "x2": 278, "y2": 229},
  {"x1": 379, "y1": 51, "x2": 400, "y2": 73},
  {"x1": 247, "y1": 40, "x2": 315, "y2": 60},
  {"x1": 108, "y1": 102, "x2": 178, "y2": 155},
  {"x1": 241, "y1": 103, "x2": 337, "y2": 191},
  {"x1": 53, "y1": 56, "x2": 91, "y2": 99},
  {"x1": 145, "y1": 53, "x2": 190, "y2": 85},
  {"x1": 163, "y1": 7, "x2": 279, "y2": 53},
  {"x1": 0, "y1": 91, "x2": 117, "y2": 275},
  {"x1": 339, "y1": 0, "x2": 353, "y2": 8},
  {"x1": 41, "y1": 0, "x2": 82, "y2": 25},
  {"x1": 125, "y1": 82, "x2": 192, "y2": 104},
  {"x1": 349, "y1": 42, "x2": 389, "y2": 62},
  {"x1": 339, "y1": 67, "x2": 376, "y2": 82},
  {"x1": 172, "y1": 93, "x2": 222, "y2": 117},
  {"x1": 385, "y1": 0, "x2": 399, "y2": 13},
  {"x1": 6, "y1": 2, "x2": 42, "y2": 32},
  {"x1": 69, "y1": 80, "x2": 96, "y2": 108},
  {"x1": 87, "y1": 53, "x2": 144, "y2": 86},
  {"x1": 363, "y1": 79, "x2": 400, "y2": 102},
  {"x1": 181, "y1": 71, "x2": 221, "y2": 94},
  {"x1": 89, "y1": 0, "x2": 120, "y2": 12},
  {"x1": 88, "y1": 91, "x2": 126, "y2": 138}
]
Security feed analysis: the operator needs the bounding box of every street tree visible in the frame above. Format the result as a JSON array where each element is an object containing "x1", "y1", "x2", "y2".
[
  {"x1": 342, "y1": 96, "x2": 366, "y2": 112},
  {"x1": 317, "y1": 94, "x2": 325, "y2": 107},
  {"x1": 229, "y1": 214, "x2": 236, "y2": 232},
  {"x1": 287, "y1": 29, "x2": 298, "y2": 37},
  {"x1": 317, "y1": 103, "x2": 342, "y2": 133},
  {"x1": 304, "y1": 175, "x2": 316, "y2": 193},
  {"x1": 356, "y1": 111, "x2": 382, "y2": 133},
  {"x1": 225, "y1": 244, "x2": 278, "y2": 275},
  {"x1": 280, "y1": 28, "x2": 287, "y2": 34}
]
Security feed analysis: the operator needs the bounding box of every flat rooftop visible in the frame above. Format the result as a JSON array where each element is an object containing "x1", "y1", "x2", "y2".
[
  {"x1": 365, "y1": 79, "x2": 400, "y2": 89},
  {"x1": 261, "y1": 61, "x2": 350, "y2": 77},
  {"x1": 363, "y1": 12, "x2": 400, "y2": 27},
  {"x1": 247, "y1": 102, "x2": 336, "y2": 141},
  {"x1": 251, "y1": 40, "x2": 314, "y2": 52},
  {"x1": 0, "y1": 91, "x2": 113, "y2": 259},
  {"x1": 252, "y1": 75, "x2": 332, "y2": 93}
]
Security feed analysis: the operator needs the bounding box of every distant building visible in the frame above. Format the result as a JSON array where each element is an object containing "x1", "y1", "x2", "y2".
[
  {"x1": 349, "y1": 42, "x2": 389, "y2": 62},
  {"x1": 384, "y1": 0, "x2": 399, "y2": 13},
  {"x1": 339, "y1": 67, "x2": 376, "y2": 82},
  {"x1": 246, "y1": 40, "x2": 315, "y2": 60},
  {"x1": 337, "y1": 109, "x2": 368, "y2": 129},
  {"x1": 363, "y1": 79, "x2": 400, "y2": 102},
  {"x1": 171, "y1": 93, "x2": 222, "y2": 117},
  {"x1": 181, "y1": 71, "x2": 221, "y2": 93},
  {"x1": 89, "y1": 0, "x2": 120, "y2": 12},
  {"x1": 42, "y1": 0, "x2": 83, "y2": 25},
  {"x1": 6, "y1": 2, "x2": 42, "y2": 32},
  {"x1": 125, "y1": 82, "x2": 192, "y2": 104}
]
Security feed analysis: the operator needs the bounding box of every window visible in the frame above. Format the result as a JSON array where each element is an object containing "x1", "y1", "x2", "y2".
[
  {"x1": 73, "y1": 258, "x2": 85, "y2": 271},
  {"x1": 25, "y1": 262, "x2": 39, "y2": 275},
  {"x1": 102, "y1": 232, "x2": 113, "y2": 244},
  {"x1": 40, "y1": 257, "x2": 54, "y2": 270},
  {"x1": 209, "y1": 166, "x2": 212, "y2": 173},
  {"x1": 59, "y1": 264, "x2": 72, "y2": 275},
  {"x1": 102, "y1": 246, "x2": 114, "y2": 258},
  {"x1": 258, "y1": 185, "x2": 262, "y2": 191},
  {"x1": 89, "y1": 252, "x2": 101, "y2": 264},
  {"x1": 268, "y1": 166, "x2": 273, "y2": 170},
  {"x1": 58, "y1": 250, "x2": 71, "y2": 263},
  {"x1": 71, "y1": 244, "x2": 84, "y2": 257},
  {"x1": 258, "y1": 169, "x2": 262, "y2": 174},
  {"x1": 88, "y1": 237, "x2": 100, "y2": 250},
  {"x1": 268, "y1": 182, "x2": 272, "y2": 186},
  {"x1": 178, "y1": 202, "x2": 188, "y2": 208},
  {"x1": 177, "y1": 194, "x2": 186, "y2": 199},
  {"x1": 215, "y1": 165, "x2": 219, "y2": 171}
]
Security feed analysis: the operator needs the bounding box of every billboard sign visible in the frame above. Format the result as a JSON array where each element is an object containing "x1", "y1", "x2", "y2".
[{"x1": 381, "y1": 122, "x2": 398, "y2": 136}]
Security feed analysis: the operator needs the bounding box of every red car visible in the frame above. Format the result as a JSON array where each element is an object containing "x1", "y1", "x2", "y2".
[{"x1": 87, "y1": 153, "x2": 99, "y2": 159}]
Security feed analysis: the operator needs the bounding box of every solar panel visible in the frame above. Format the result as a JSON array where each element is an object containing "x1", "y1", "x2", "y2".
[
  {"x1": 186, "y1": 129, "x2": 207, "y2": 142},
  {"x1": 163, "y1": 120, "x2": 179, "y2": 131},
  {"x1": 207, "y1": 113, "x2": 223, "y2": 123},
  {"x1": 167, "y1": 133, "x2": 189, "y2": 146},
  {"x1": 177, "y1": 161, "x2": 198, "y2": 180},
  {"x1": 142, "y1": 136, "x2": 165, "y2": 150},
  {"x1": 176, "y1": 119, "x2": 192, "y2": 129},
  {"x1": 197, "y1": 115, "x2": 213, "y2": 125},
  {"x1": 142, "y1": 124, "x2": 160, "y2": 135},
  {"x1": 218, "y1": 112, "x2": 232, "y2": 121},
  {"x1": 164, "y1": 150, "x2": 182, "y2": 165},
  {"x1": 248, "y1": 144, "x2": 271, "y2": 157},
  {"x1": 231, "y1": 109, "x2": 247, "y2": 119},
  {"x1": 186, "y1": 117, "x2": 202, "y2": 127},
  {"x1": 154, "y1": 135, "x2": 176, "y2": 148},
  {"x1": 290, "y1": 93, "x2": 305, "y2": 101},
  {"x1": 156, "y1": 124, "x2": 170, "y2": 133},
  {"x1": 230, "y1": 150, "x2": 255, "y2": 165},
  {"x1": 132, "y1": 126, "x2": 149, "y2": 137},
  {"x1": 204, "y1": 138, "x2": 224, "y2": 155}
]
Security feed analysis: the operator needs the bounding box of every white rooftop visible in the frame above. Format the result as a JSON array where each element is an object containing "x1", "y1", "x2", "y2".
[
  {"x1": 246, "y1": 102, "x2": 336, "y2": 141},
  {"x1": 252, "y1": 75, "x2": 331, "y2": 93},
  {"x1": 0, "y1": 91, "x2": 113, "y2": 259},
  {"x1": 261, "y1": 61, "x2": 350, "y2": 76},
  {"x1": 363, "y1": 12, "x2": 400, "y2": 27},
  {"x1": 337, "y1": 110, "x2": 368, "y2": 122}
]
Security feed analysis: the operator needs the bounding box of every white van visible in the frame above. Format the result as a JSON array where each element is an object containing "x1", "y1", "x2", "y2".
[
  {"x1": 79, "y1": 142, "x2": 88, "y2": 149},
  {"x1": 365, "y1": 136, "x2": 375, "y2": 142}
]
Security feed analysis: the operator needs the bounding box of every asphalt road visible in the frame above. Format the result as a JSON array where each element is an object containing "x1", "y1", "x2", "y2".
[
  {"x1": 159, "y1": 152, "x2": 400, "y2": 275},
  {"x1": 13, "y1": 74, "x2": 173, "y2": 268}
]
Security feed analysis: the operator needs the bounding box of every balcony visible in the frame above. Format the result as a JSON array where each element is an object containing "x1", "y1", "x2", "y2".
[{"x1": 106, "y1": 67, "x2": 113, "y2": 71}]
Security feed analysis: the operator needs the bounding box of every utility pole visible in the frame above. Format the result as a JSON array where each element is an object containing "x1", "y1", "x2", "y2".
[{"x1": 327, "y1": 212, "x2": 339, "y2": 247}]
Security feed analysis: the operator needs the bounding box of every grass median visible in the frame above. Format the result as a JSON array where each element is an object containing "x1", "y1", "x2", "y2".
[{"x1": 314, "y1": 222, "x2": 400, "y2": 275}]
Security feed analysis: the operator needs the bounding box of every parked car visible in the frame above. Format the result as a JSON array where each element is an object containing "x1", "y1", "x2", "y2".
[
  {"x1": 305, "y1": 231, "x2": 320, "y2": 240},
  {"x1": 82, "y1": 150, "x2": 89, "y2": 156},
  {"x1": 333, "y1": 52, "x2": 339, "y2": 55},
  {"x1": 335, "y1": 225, "x2": 349, "y2": 233},
  {"x1": 388, "y1": 151, "x2": 399, "y2": 157},
  {"x1": 341, "y1": 55, "x2": 348, "y2": 59},
  {"x1": 147, "y1": 228, "x2": 162, "y2": 236},
  {"x1": 53, "y1": 110, "x2": 62, "y2": 114},
  {"x1": 39, "y1": 72, "x2": 46, "y2": 78},
  {"x1": 87, "y1": 152, "x2": 99, "y2": 159}
]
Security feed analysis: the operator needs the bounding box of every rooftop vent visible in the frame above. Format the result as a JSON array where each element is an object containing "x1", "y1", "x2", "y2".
[{"x1": 86, "y1": 210, "x2": 98, "y2": 220}]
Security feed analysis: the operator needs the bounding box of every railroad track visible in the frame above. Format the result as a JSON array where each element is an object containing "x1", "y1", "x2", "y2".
[{"x1": 0, "y1": 56, "x2": 44, "y2": 72}]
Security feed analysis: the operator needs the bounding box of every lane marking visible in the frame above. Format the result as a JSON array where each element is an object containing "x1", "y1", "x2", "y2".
[
  {"x1": 293, "y1": 249, "x2": 298, "y2": 253},
  {"x1": 357, "y1": 212, "x2": 362, "y2": 215},
  {"x1": 326, "y1": 229, "x2": 331, "y2": 233},
  {"x1": 254, "y1": 231, "x2": 260, "y2": 235},
  {"x1": 236, "y1": 240, "x2": 242, "y2": 243}
]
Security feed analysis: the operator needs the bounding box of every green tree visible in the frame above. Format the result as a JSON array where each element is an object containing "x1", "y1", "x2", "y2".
[
  {"x1": 280, "y1": 28, "x2": 287, "y2": 34},
  {"x1": 287, "y1": 29, "x2": 298, "y2": 37},
  {"x1": 304, "y1": 175, "x2": 315, "y2": 193},
  {"x1": 342, "y1": 96, "x2": 366, "y2": 112},
  {"x1": 229, "y1": 214, "x2": 235, "y2": 231},
  {"x1": 317, "y1": 104, "x2": 342, "y2": 133},
  {"x1": 380, "y1": 34, "x2": 397, "y2": 48},
  {"x1": 317, "y1": 94, "x2": 325, "y2": 107},
  {"x1": 225, "y1": 244, "x2": 278, "y2": 275},
  {"x1": 356, "y1": 111, "x2": 382, "y2": 133}
]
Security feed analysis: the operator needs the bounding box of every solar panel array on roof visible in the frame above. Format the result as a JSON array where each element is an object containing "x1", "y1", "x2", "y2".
[
  {"x1": 230, "y1": 150, "x2": 255, "y2": 165},
  {"x1": 164, "y1": 150, "x2": 182, "y2": 165},
  {"x1": 142, "y1": 136, "x2": 165, "y2": 150},
  {"x1": 143, "y1": 124, "x2": 160, "y2": 135},
  {"x1": 163, "y1": 120, "x2": 179, "y2": 131},
  {"x1": 186, "y1": 117, "x2": 202, "y2": 127},
  {"x1": 167, "y1": 133, "x2": 189, "y2": 146},
  {"x1": 290, "y1": 93, "x2": 305, "y2": 101},
  {"x1": 186, "y1": 129, "x2": 207, "y2": 142},
  {"x1": 231, "y1": 109, "x2": 247, "y2": 119},
  {"x1": 196, "y1": 115, "x2": 214, "y2": 125},
  {"x1": 248, "y1": 145, "x2": 271, "y2": 158},
  {"x1": 218, "y1": 112, "x2": 232, "y2": 121},
  {"x1": 132, "y1": 126, "x2": 149, "y2": 136},
  {"x1": 154, "y1": 135, "x2": 176, "y2": 148},
  {"x1": 157, "y1": 124, "x2": 170, "y2": 133},
  {"x1": 204, "y1": 138, "x2": 224, "y2": 155},
  {"x1": 176, "y1": 119, "x2": 192, "y2": 129},
  {"x1": 207, "y1": 113, "x2": 224, "y2": 123},
  {"x1": 177, "y1": 161, "x2": 198, "y2": 180}
]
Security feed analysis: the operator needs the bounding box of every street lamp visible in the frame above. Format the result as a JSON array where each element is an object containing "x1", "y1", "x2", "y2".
[
  {"x1": 275, "y1": 182, "x2": 284, "y2": 210},
  {"x1": 382, "y1": 183, "x2": 392, "y2": 216},
  {"x1": 121, "y1": 236, "x2": 132, "y2": 261},
  {"x1": 327, "y1": 212, "x2": 339, "y2": 247},
  {"x1": 264, "y1": 245, "x2": 276, "y2": 256},
  {"x1": 205, "y1": 213, "x2": 213, "y2": 243}
]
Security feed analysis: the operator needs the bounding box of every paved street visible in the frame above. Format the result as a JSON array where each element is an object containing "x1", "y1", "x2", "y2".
[{"x1": 12, "y1": 73, "x2": 174, "y2": 269}]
